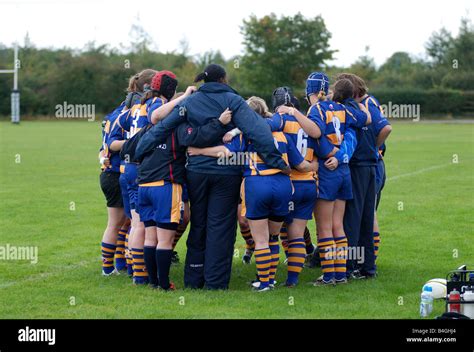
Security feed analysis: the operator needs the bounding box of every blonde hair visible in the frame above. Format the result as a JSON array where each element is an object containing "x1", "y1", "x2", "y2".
[
  {"x1": 308, "y1": 91, "x2": 327, "y2": 104},
  {"x1": 316, "y1": 91, "x2": 327, "y2": 101},
  {"x1": 246, "y1": 96, "x2": 272, "y2": 117},
  {"x1": 126, "y1": 69, "x2": 157, "y2": 93}
]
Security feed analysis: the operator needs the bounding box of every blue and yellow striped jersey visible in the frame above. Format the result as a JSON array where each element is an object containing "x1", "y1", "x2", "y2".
[
  {"x1": 225, "y1": 131, "x2": 304, "y2": 177},
  {"x1": 129, "y1": 97, "x2": 164, "y2": 137},
  {"x1": 308, "y1": 100, "x2": 366, "y2": 147},
  {"x1": 266, "y1": 113, "x2": 337, "y2": 161},
  {"x1": 110, "y1": 96, "x2": 164, "y2": 139},
  {"x1": 101, "y1": 102, "x2": 127, "y2": 173},
  {"x1": 108, "y1": 94, "x2": 140, "y2": 143},
  {"x1": 266, "y1": 113, "x2": 315, "y2": 181}
]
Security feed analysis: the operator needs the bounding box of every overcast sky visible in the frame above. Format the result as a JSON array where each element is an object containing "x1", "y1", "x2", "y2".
[{"x1": 1, "y1": 0, "x2": 472, "y2": 67}]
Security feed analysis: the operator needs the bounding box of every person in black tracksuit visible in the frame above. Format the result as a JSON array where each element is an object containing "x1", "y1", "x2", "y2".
[
  {"x1": 136, "y1": 64, "x2": 289, "y2": 290},
  {"x1": 135, "y1": 115, "x2": 231, "y2": 290},
  {"x1": 339, "y1": 73, "x2": 392, "y2": 279},
  {"x1": 373, "y1": 143, "x2": 387, "y2": 263}
]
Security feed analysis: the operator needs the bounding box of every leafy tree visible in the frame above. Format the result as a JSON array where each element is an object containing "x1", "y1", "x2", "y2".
[
  {"x1": 425, "y1": 27, "x2": 453, "y2": 65},
  {"x1": 425, "y1": 17, "x2": 474, "y2": 90},
  {"x1": 451, "y1": 17, "x2": 474, "y2": 71},
  {"x1": 374, "y1": 52, "x2": 431, "y2": 88},
  {"x1": 240, "y1": 12, "x2": 335, "y2": 93}
]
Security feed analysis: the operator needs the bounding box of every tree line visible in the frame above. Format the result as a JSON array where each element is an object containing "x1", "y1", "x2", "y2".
[{"x1": 0, "y1": 14, "x2": 473, "y2": 118}]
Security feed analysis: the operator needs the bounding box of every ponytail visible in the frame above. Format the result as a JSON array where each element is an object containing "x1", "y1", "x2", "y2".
[
  {"x1": 194, "y1": 72, "x2": 207, "y2": 83},
  {"x1": 317, "y1": 91, "x2": 327, "y2": 101},
  {"x1": 194, "y1": 64, "x2": 226, "y2": 83}
]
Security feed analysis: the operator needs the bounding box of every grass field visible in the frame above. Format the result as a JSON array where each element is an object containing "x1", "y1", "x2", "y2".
[{"x1": 0, "y1": 120, "x2": 473, "y2": 319}]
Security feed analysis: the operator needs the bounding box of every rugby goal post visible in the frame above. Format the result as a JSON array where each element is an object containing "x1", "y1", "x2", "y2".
[{"x1": 0, "y1": 44, "x2": 20, "y2": 124}]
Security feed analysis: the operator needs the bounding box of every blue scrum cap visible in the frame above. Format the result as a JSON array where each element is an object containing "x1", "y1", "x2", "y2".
[{"x1": 305, "y1": 72, "x2": 329, "y2": 97}]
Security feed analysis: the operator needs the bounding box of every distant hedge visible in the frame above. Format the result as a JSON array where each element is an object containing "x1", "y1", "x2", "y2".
[
  {"x1": 240, "y1": 89, "x2": 474, "y2": 117},
  {"x1": 369, "y1": 89, "x2": 474, "y2": 115}
]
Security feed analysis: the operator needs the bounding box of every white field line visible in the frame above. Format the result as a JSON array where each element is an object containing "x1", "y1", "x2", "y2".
[
  {"x1": 387, "y1": 158, "x2": 473, "y2": 182},
  {"x1": 387, "y1": 163, "x2": 453, "y2": 181},
  {"x1": 0, "y1": 259, "x2": 97, "y2": 289}
]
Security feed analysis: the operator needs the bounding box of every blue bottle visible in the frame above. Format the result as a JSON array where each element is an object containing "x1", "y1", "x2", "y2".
[{"x1": 420, "y1": 286, "x2": 433, "y2": 318}]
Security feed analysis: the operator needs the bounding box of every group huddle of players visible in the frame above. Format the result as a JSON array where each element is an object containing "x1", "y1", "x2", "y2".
[{"x1": 99, "y1": 64, "x2": 391, "y2": 291}]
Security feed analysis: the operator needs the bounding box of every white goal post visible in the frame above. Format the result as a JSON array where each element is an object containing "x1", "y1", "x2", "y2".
[{"x1": 0, "y1": 44, "x2": 20, "y2": 124}]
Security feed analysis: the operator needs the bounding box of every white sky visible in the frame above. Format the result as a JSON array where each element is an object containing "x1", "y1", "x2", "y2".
[{"x1": 1, "y1": 0, "x2": 472, "y2": 67}]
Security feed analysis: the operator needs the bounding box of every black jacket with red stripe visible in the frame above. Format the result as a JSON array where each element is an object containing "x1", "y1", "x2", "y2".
[{"x1": 137, "y1": 119, "x2": 228, "y2": 185}]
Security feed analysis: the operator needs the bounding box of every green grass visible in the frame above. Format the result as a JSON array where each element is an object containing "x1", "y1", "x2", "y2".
[{"x1": 0, "y1": 120, "x2": 473, "y2": 319}]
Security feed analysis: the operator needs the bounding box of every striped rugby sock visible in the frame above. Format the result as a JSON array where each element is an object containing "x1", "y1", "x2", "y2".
[
  {"x1": 317, "y1": 237, "x2": 335, "y2": 282},
  {"x1": 255, "y1": 248, "x2": 272, "y2": 289},
  {"x1": 334, "y1": 235, "x2": 348, "y2": 281},
  {"x1": 287, "y1": 237, "x2": 306, "y2": 285},
  {"x1": 132, "y1": 248, "x2": 148, "y2": 284},
  {"x1": 125, "y1": 228, "x2": 133, "y2": 276},
  {"x1": 279, "y1": 224, "x2": 289, "y2": 258},
  {"x1": 101, "y1": 242, "x2": 116, "y2": 274},
  {"x1": 268, "y1": 235, "x2": 280, "y2": 285},
  {"x1": 373, "y1": 231, "x2": 380, "y2": 262},
  {"x1": 114, "y1": 227, "x2": 127, "y2": 271},
  {"x1": 240, "y1": 227, "x2": 255, "y2": 250}
]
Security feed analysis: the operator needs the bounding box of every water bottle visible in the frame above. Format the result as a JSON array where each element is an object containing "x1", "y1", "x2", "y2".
[
  {"x1": 461, "y1": 290, "x2": 474, "y2": 319},
  {"x1": 448, "y1": 288, "x2": 461, "y2": 313},
  {"x1": 420, "y1": 286, "x2": 433, "y2": 318}
]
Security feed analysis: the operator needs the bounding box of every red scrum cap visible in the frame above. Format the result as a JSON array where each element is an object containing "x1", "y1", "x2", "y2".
[{"x1": 151, "y1": 70, "x2": 178, "y2": 101}]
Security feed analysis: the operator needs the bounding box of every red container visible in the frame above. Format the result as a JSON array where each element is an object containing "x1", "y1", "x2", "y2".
[{"x1": 448, "y1": 289, "x2": 461, "y2": 313}]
